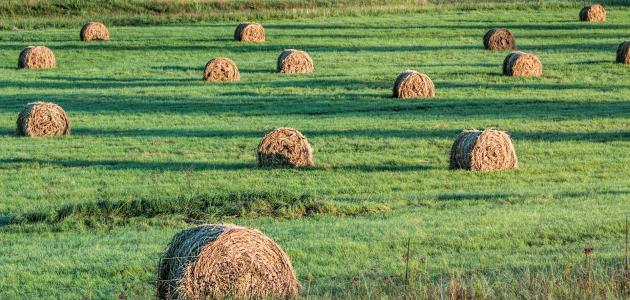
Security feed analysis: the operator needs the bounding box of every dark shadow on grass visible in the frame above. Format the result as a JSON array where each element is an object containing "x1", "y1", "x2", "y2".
[
  {"x1": 436, "y1": 190, "x2": 630, "y2": 201},
  {"x1": 0, "y1": 77, "x2": 199, "y2": 90},
  {"x1": 527, "y1": 42, "x2": 621, "y2": 52},
  {"x1": 437, "y1": 192, "x2": 520, "y2": 201},
  {"x1": 322, "y1": 164, "x2": 436, "y2": 172},
  {"x1": 567, "y1": 60, "x2": 614, "y2": 65},
  {"x1": 147, "y1": 66, "x2": 273, "y2": 73},
  {"x1": 440, "y1": 81, "x2": 630, "y2": 90},
  {"x1": 271, "y1": 33, "x2": 371, "y2": 39},
  {"x1": 72, "y1": 128, "x2": 262, "y2": 138},
  {"x1": 0, "y1": 216, "x2": 12, "y2": 226},
  {"x1": 419, "y1": 63, "x2": 497, "y2": 68},
  {"x1": 265, "y1": 23, "x2": 630, "y2": 31},
  {"x1": 149, "y1": 65, "x2": 203, "y2": 72},
  {"x1": 8, "y1": 74, "x2": 630, "y2": 96},
  {"x1": 0, "y1": 157, "x2": 439, "y2": 172},
  {"x1": 519, "y1": 32, "x2": 630, "y2": 40},
  {"x1": 0, "y1": 158, "x2": 253, "y2": 171},
  {"x1": 54, "y1": 128, "x2": 630, "y2": 142},
  {"x1": 0, "y1": 42, "x2": 481, "y2": 53},
  {"x1": 1, "y1": 76, "x2": 382, "y2": 90},
  {"x1": 0, "y1": 128, "x2": 15, "y2": 136},
  {"x1": 1, "y1": 87, "x2": 628, "y2": 119},
  {"x1": 239, "y1": 68, "x2": 276, "y2": 74}
]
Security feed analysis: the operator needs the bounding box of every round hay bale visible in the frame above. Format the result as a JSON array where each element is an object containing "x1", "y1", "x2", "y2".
[
  {"x1": 257, "y1": 128, "x2": 313, "y2": 168},
  {"x1": 449, "y1": 129, "x2": 518, "y2": 171},
  {"x1": 276, "y1": 49, "x2": 314, "y2": 74},
  {"x1": 16, "y1": 102, "x2": 70, "y2": 137},
  {"x1": 234, "y1": 22, "x2": 265, "y2": 42},
  {"x1": 502, "y1": 51, "x2": 542, "y2": 77},
  {"x1": 483, "y1": 28, "x2": 516, "y2": 51},
  {"x1": 580, "y1": 4, "x2": 606, "y2": 22},
  {"x1": 80, "y1": 22, "x2": 110, "y2": 41},
  {"x1": 392, "y1": 70, "x2": 436, "y2": 98},
  {"x1": 157, "y1": 224, "x2": 300, "y2": 300},
  {"x1": 203, "y1": 57, "x2": 240, "y2": 82},
  {"x1": 17, "y1": 46, "x2": 56, "y2": 69},
  {"x1": 616, "y1": 41, "x2": 630, "y2": 64}
]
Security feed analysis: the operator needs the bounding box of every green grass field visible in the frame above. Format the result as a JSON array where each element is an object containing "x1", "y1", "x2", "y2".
[{"x1": 0, "y1": 2, "x2": 629, "y2": 299}]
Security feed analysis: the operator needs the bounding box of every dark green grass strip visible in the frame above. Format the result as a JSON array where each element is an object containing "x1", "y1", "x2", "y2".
[{"x1": 8, "y1": 191, "x2": 390, "y2": 226}]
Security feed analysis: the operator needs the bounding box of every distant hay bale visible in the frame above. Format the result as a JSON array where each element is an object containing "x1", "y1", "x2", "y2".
[
  {"x1": 502, "y1": 51, "x2": 542, "y2": 77},
  {"x1": 234, "y1": 22, "x2": 265, "y2": 42},
  {"x1": 257, "y1": 128, "x2": 313, "y2": 168},
  {"x1": 157, "y1": 224, "x2": 300, "y2": 300},
  {"x1": 18, "y1": 46, "x2": 56, "y2": 69},
  {"x1": 80, "y1": 22, "x2": 110, "y2": 41},
  {"x1": 16, "y1": 102, "x2": 70, "y2": 137},
  {"x1": 617, "y1": 41, "x2": 630, "y2": 64},
  {"x1": 449, "y1": 129, "x2": 518, "y2": 171},
  {"x1": 393, "y1": 70, "x2": 436, "y2": 98},
  {"x1": 580, "y1": 3, "x2": 606, "y2": 22},
  {"x1": 203, "y1": 57, "x2": 240, "y2": 82},
  {"x1": 276, "y1": 49, "x2": 314, "y2": 74},
  {"x1": 483, "y1": 28, "x2": 516, "y2": 51}
]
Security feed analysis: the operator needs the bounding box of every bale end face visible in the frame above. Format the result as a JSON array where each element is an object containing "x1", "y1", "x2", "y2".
[
  {"x1": 18, "y1": 46, "x2": 56, "y2": 69},
  {"x1": 157, "y1": 224, "x2": 300, "y2": 300},
  {"x1": 617, "y1": 41, "x2": 630, "y2": 64},
  {"x1": 257, "y1": 128, "x2": 314, "y2": 168},
  {"x1": 277, "y1": 49, "x2": 314, "y2": 74},
  {"x1": 204, "y1": 57, "x2": 240, "y2": 82},
  {"x1": 580, "y1": 4, "x2": 606, "y2": 22},
  {"x1": 234, "y1": 22, "x2": 265, "y2": 42},
  {"x1": 483, "y1": 28, "x2": 516, "y2": 51},
  {"x1": 80, "y1": 22, "x2": 110, "y2": 41},
  {"x1": 393, "y1": 70, "x2": 436, "y2": 98},
  {"x1": 16, "y1": 102, "x2": 70, "y2": 137},
  {"x1": 449, "y1": 129, "x2": 518, "y2": 171},
  {"x1": 502, "y1": 51, "x2": 542, "y2": 77}
]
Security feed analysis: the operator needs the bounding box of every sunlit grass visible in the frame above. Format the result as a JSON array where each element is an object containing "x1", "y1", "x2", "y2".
[{"x1": 0, "y1": 5, "x2": 628, "y2": 298}]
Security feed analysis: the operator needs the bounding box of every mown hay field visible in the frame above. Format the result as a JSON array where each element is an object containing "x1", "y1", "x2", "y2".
[{"x1": 0, "y1": 5, "x2": 629, "y2": 299}]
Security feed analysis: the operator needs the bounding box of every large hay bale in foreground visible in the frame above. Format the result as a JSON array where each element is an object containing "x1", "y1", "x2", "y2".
[
  {"x1": 580, "y1": 4, "x2": 606, "y2": 22},
  {"x1": 80, "y1": 22, "x2": 110, "y2": 41},
  {"x1": 17, "y1": 102, "x2": 70, "y2": 137},
  {"x1": 393, "y1": 70, "x2": 436, "y2": 98},
  {"x1": 234, "y1": 22, "x2": 265, "y2": 42},
  {"x1": 277, "y1": 49, "x2": 314, "y2": 74},
  {"x1": 257, "y1": 128, "x2": 313, "y2": 168},
  {"x1": 502, "y1": 51, "x2": 542, "y2": 77},
  {"x1": 483, "y1": 28, "x2": 516, "y2": 51},
  {"x1": 18, "y1": 46, "x2": 56, "y2": 69},
  {"x1": 617, "y1": 41, "x2": 630, "y2": 64},
  {"x1": 157, "y1": 224, "x2": 300, "y2": 300},
  {"x1": 203, "y1": 57, "x2": 240, "y2": 82},
  {"x1": 449, "y1": 129, "x2": 518, "y2": 171}
]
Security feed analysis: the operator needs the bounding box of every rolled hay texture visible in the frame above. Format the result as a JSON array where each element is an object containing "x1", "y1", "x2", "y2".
[
  {"x1": 392, "y1": 70, "x2": 436, "y2": 98},
  {"x1": 157, "y1": 224, "x2": 300, "y2": 300},
  {"x1": 276, "y1": 49, "x2": 314, "y2": 74},
  {"x1": 483, "y1": 28, "x2": 516, "y2": 50},
  {"x1": 234, "y1": 22, "x2": 265, "y2": 42},
  {"x1": 16, "y1": 102, "x2": 70, "y2": 137},
  {"x1": 580, "y1": 4, "x2": 606, "y2": 22},
  {"x1": 17, "y1": 46, "x2": 56, "y2": 69},
  {"x1": 616, "y1": 41, "x2": 630, "y2": 64},
  {"x1": 257, "y1": 128, "x2": 313, "y2": 168},
  {"x1": 203, "y1": 57, "x2": 240, "y2": 82},
  {"x1": 502, "y1": 51, "x2": 542, "y2": 77},
  {"x1": 449, "y1": 129, "x2": 518, "y2": 171},
  {"x1": 80, "y1": 22, "x2": 110, "y2": 41}
]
